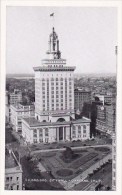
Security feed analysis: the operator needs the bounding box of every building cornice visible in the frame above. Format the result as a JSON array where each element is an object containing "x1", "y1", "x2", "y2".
[{"x1": 33, "y1": 66, "x2": 76, "y2": 72}]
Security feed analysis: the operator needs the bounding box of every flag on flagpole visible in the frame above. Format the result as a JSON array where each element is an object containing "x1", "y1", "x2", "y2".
[{"x1": 50, "y1": 13, "x2": 54, "y2": 17}]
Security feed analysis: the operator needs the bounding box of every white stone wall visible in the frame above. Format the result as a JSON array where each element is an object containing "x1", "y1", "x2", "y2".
[
  {"x1": 10, "y1": 105, "x2": 34, "y2": 132},
  {"x1": 49, "y1": 114, "x2": 70, "y2": 123},
  {"x1": 22, "y1": 120, "x2": 90, "y2": 144},
  {"x1": 22, "y1": 121, "x2": 33, "y2": 144},
  {"x1": 35, "y1": 69, "x2": 75, "y2": 119}
]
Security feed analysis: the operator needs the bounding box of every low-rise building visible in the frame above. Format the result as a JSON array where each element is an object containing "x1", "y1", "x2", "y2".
[
  {"x1": 10, "y1": 103, "x2": 35, "y2": 133},
  {"x1": 5, "y1": 149, "x2": 23, "y2": 190},
  {"x1": 22, "y1": 116, "x2": 91, "y2": 144}
]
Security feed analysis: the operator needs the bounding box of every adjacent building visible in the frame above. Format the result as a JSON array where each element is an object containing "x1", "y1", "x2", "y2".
[
  {"x1": 5, "y1": 149, "x2": 23, "y2": 190},
  {"x1": 94, "y1": 94, "x2": 113, "y2": 106},
  {"x1": 9, "y1": 89, "x2": 22, "y2": 105},
  {"x1": 10, "y1": 103, "x2": 35, "y2": 133},
  {"x1": 96, "y1": 103, "x2": 116, "y2": 135},
  {"x1": 74, "y1": 88, "x2": 91, "y2": 112},
  {"x1": 22, "y1": 27, "x2": 91, "y2": 144}
]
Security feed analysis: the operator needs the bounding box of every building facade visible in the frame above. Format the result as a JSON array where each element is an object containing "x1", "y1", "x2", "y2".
[
  {"x1": 10, "y1": 103, "x2": 34, "y2": 133},
  {"x1": 5, "y1": 149, "x2": 23, "y2": 190},
  {"x1": 22, "y1": 27, "x2": 91, "y2": 143},
  {"x1": 96, "y1": 104, "x2": 116, "y2": 135},
  {"x1": 22, "y1": 117, "x2": 90, "y2": 144},
  {"x1": 9, "y1": 89, "x2": 22, "y2": 105},
  {"x1": 74, "y1": 88, "x2": 91, "y2": 112},
  {"x1": 94, "y1": 94, "x2": 113, "y2": 106}
]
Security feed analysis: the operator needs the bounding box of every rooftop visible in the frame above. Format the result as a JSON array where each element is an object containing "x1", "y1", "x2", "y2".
[
  {"x1": 74, "y1": 88, "x2": 91, "y2": 93},
  {"x1": 23, "y1": 117, "x2": 91, "y2": 128},
  {"x1": 5, "y1": 149, "x2": 18, "y2": 169},
  {"x1": 10, "y1": 103, "x2": 34, "y2": 110}
]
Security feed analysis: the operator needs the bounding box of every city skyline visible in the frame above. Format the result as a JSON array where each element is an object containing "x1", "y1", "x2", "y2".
[{"x1": 6, "y1": 6, "x2": 117, "y2": 74}]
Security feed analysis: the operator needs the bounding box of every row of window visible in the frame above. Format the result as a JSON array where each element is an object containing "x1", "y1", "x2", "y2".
[
  {"x1": 42, "y1": 104, "x2": 72, "y2": 111},
  {"x1": 42, "y1": 90, "x2": 72, "y2": 95},
  {"x1": 72, "y1": 134, "x2": 87, "y2": 138},
  {"x1": 73, "y1": 125, "x2": 86, "y2": 130},
  {"x1": 33, "y1": 128, "x2": 49, "y2": 137},
  {"x1": 33, "y1": 138, "x2": 49, "y2": 143},
  {"x1": 72, "y1": 129, "x2": 86, "y2": 134},
  {"x1": 42, "y1": 86, "x2": 72, "y2": 91},
  {"x1": 6, "y1": 176, "x2": 19, "y2": 182},
  {"x1": 42, "y1": 82, "x2": 72, "y2": 86},
  {"x1": 41, "y1": 78, "x2": 73, "y2": 81}
]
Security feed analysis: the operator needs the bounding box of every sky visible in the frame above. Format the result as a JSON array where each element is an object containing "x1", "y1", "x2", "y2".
[{"x1": 6, "y1": 6, "x2": 117, "y2": 74}]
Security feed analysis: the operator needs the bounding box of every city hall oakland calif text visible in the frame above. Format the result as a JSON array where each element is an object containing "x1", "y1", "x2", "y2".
[{"x1": 22, "y1": 27, "x2": 91, "y2": 144}]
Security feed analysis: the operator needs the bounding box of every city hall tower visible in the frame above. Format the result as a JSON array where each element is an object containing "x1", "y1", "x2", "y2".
[
  {"x1": 34, "y1": 27, "x2": 76, "y2": 122},
  {"x1": 22, "y1": 27, "x2": 90, "y2": 143}
]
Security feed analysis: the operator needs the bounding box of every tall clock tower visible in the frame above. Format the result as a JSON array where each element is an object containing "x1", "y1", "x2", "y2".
[{"x1": 34, "y1": 27, "x2": 76, "y2": 122}]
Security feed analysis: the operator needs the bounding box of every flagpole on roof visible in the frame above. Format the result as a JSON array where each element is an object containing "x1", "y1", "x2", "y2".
[{"x1": 50, "y1": 13, "x2": 55, "y2": 28}]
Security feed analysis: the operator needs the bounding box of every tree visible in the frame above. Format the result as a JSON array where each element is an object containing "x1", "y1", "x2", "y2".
[{"x1": 63, "y1": 147, "x2": 74, "y2": 159}]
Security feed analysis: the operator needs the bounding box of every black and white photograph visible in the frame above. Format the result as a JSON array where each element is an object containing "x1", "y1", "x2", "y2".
[{"x1": 0, "y1": 0, "x2": 122, "y2": 193}]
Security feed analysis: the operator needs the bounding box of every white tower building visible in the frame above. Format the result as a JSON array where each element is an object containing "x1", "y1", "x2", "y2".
[
  {"x1": 34, "y1": 27, "x2": 75, "y2": 122},
  {"x1": 22, "y1": 27, "x2": 91, "y2": 144}
]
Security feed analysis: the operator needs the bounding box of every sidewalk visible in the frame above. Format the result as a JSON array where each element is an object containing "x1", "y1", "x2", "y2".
[
  {"x1": 31, "y1": 144, "x2": 112, "y2": 155},
  {"x1": 37, "y1": 162, "x2": 46, "y2": 172}
]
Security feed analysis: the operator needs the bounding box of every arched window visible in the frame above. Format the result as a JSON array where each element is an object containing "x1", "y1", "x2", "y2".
[{"x1": 57, "y1": 118, "x2": 65, "y2": 122}]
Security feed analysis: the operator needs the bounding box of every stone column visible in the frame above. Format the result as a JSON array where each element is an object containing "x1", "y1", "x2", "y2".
[
  {"x1": 57, "y1": 127, "x2": 59, "y2": 142},
  {"x1": 63, "y1": 127, "x2": 64, "y2": 141}
]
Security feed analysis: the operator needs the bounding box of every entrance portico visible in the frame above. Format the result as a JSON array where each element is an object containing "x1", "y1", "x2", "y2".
[{"x1": 56, "y1": 126, "x2": 69, "y2": 141}]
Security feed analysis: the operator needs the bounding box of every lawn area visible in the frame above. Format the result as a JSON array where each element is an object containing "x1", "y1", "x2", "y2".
[
  {"x1": 34, "y1": 146, "x2": 111, "y2": 181},
  {"x1": 29, "y1": 137, "x2": 111, "y2": 152},
  {"x1": 21, "y1": 155, "x2": 64, "y2": 190}
]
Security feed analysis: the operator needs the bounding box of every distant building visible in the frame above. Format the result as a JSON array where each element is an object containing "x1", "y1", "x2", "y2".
[
  {"x1": 10, "y1": 103, "x2": 35, "y2": 133},
  {"x1": 22, "y1": 27, "x2": 91, "y2": 144},
  {"x1": 74, "y1": 88, "x2": 91, "y2": 112},
  {"x1": 106, "y1": 104, "x2": 116, "y2": 132},
  {"x1": 5, "y1": 149, "x2": 23, "y2": 190},
  {"x1": 94, "y1": 94, "x2": 113, "y2": 106},
  {"x1": 96, "y1": 105, "x2": 106, "y2": 121},
  {"x1": 9, "y1": 89, "x2": 22, "y2": 105}
]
